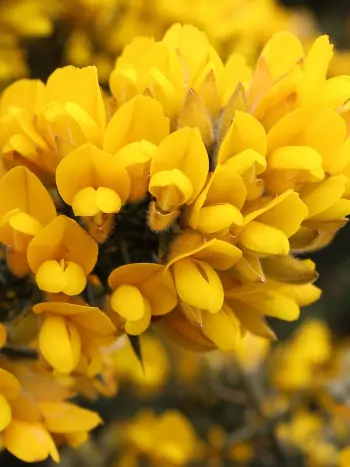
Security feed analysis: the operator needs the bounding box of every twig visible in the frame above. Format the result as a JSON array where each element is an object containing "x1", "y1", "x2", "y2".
[{"x1": 0, "y1": 345, "x2": 38, "y2": 359}]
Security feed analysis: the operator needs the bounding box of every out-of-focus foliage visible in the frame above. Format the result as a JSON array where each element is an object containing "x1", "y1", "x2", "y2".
[
  {"x1": 50, "y1": 322, "x2": 350, "y2": 467},
  {"x1": 0, "y1": 0, "x2": 317, "y2": 86}
]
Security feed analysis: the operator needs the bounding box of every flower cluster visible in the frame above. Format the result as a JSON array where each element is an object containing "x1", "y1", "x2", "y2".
[
  {"x1": 0, "y1": 0, "x2": 316, "y2": 87},
  {"x1": 1, "y1": 23, "x2": 350, "y2": 462}
]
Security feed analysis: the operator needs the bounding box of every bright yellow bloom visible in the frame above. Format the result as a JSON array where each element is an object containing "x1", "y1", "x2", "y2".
[
  {"x1": 272, "y1": 319, "x2": 331, "y2": 391},
  {"x1": 187, "y1": 164, "x2": 246, "y2": 235},
  {"x1": 166, "y1": 230, "x2": 242, "y2": 315},
  {"x1": 33, "y1": 301, "x2": 115, "y2": 374},
  {"x1": 0, "y1": 368, "x2": 59, "y2": 463},
  {"x1": 112, "y1": 334, "x2": 169, "y2": 395},
  {"x1": 148, "y1": 127, "x2": 209, "y2": 231},
  {"x1": 102, "y1": 95, "x2": 169, "y2": 204},
  {"x1": 108, "y1": 263, "x2": 177, "y2": 335},
  {"x1": 40, "y1": 66, "x2": 106, "y2": 155},
  {"x1": 123, "y1": 409, "x2": 199, "y2": 465},
  {"x1": 0, "y1": 166, "x2": 56, "y2": 275},
  {"x1": 110, "y1": 35, "x2": 185, "y2": 119},
  {"x1": 27, "y1": 215, "x2": 98, "y2": 295},
  {"x1": 56, "y1": 143, "x2": 131, "y2": 221},
  {"x1": 0, "y1": 364, "x2": 102, "y2": 463},
  {"x1": 233, "y1": 190, "x2": 308, "y2": 256}
]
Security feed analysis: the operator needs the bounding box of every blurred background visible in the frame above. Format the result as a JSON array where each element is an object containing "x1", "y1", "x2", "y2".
[{"x1": 2, "y1": 0, "x2": 350, "y2": 466}]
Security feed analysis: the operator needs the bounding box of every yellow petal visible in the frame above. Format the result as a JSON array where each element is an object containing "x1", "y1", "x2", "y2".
[
  {"x1": 218, "y1": 111, "x2": 267, "y2": 164},
  {"x1": 141, "y1": 269, "x2": 178, "y2": 316},
  {"x1": 224, "y1": 149, "x2": 266, "y2": 177},
  {"x1": 150, "y1": 127, "x2": 209, "y2": 204},
  {"x1": 296, "y1": 109, "x2": 346, "y2": 174},
  {"x1": 227, "y1": 300, "x2": 277, "y2": 340},
  {"x1": 72, "y1": 187, "x2": 99, "y2": 217},
  {"x1": 0, "y1": 394, "x2": 12, "y2": 431},
  {"x1": 3, "y1": 421, "x2": 59, "y2": 463},
  {"x1": 95, "y1": 187, "x2": 122, "y2": 213},
  {"x1": 202, "y1": 305, "x2": 241, "y2": 351},
  {"x1": 300, "y1": 174, "x2": 347, "y2": 218},
  {"x1": 259, "y1": 32, "x2": 304, "y2": 81},
  {"x1": 114, "y1": 140, "x2": 157, "y2": 201},
  {"x1": 103, "y1": 95, "x2": 170, "y2": 154},
  {"x1": 108, "y1": 263, "x2": 165, "y2": 288},
  {"x1": 242, "y1": 292, "x2": 300, "y2": 321},
  {"x1": 39, "y1": 315, "x2": 81, "y2": 373},
  {"x1": 33, "y1": 301, "x2": 106, "y2": 318},
  {"x1": 0, "y1": 369, "x2": 20, "y2": 399},
  {"x1": 45, "y1": 65, "x2": 105, "y2": 134},
  {"x1": 62, "y1": 262, "x2": 87, "y2": 296},
  {"x1": 239, "y1": 221, "x2": 289, "y2": 255},
  {"x1": 196, "y1": 204, "x2": 243, "y2": 234},
  {"x1": 27, "y1": 215, "x2": 98, "y2": 275},
  {"x1": 35, "y1": 260, "x2": 66, "y2": 293},
  {"x1": 243, "y1": 190, "x2": 308, "y2": 237},
  {"x1": 311, "y1": 199, "x2": 350, "y2": 221},
  {"x1": 261, "y1": 256, "x2": 318, "y2": 284},
  {"x1": 125, "y1": 299, "x2": 152, "y2": 335},
  {"x1": 173, "y1": 258, "x2": 224, "y2": 313},
  {"x1": 69, "y1": 309, "x2": 115, "y2": 336},
  {"x1": 0, "y1": 167, "x2": 56, "y2": 241},
  {"x1": 110, "y1": 285, "x2": 146, "y2": 321},
  {"x1": 167, "y1": 230, "x2": 242, "y2": 270},
  {"x1": 268, "y1": 146, "x2": 324, "y2": 180},
  {"x1": 298, "y1": 36, "x2": 333, "y2": 104},
  {"x1": 40, "y1": 402, "x2": 102, "y2": 433},
  {"x1": 56, "y1": 143, "x2": 130, "y2": 207},
  {"x1": 278, "y1": 284, "x2": 321, "y2": 307}
]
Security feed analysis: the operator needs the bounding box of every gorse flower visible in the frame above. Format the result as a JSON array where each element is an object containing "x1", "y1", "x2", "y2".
[{"x1": 0, "y1": 22, "x2": 350, "y2": 462}]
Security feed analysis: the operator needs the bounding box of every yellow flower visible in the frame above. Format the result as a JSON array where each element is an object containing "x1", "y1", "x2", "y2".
[
  {"x1": 33, "y1": 301, "x2": 115, "y2": 374},
  {"x1": 148, "y1": 127, "x2": 209, "y2": 231},
  {"x1": 110, "y1": 37, "x2": 184, "y2": 119},
  {"x1": 108, "y1": 263, "x2": 177, "y2": 335},
  {"x1": 27, "y1": 215, "x2": 98, "y2": 295},
  {"x1": 103, "y1": 95, "x2": 169, "y2": 202},
  {"x1": 217, "y1": 110, "x2": 267, "y2": 201},
  {"x1": 0, "y1": 367, "x2": 59, "y2": 463},
  {"x1": 0, "y1": 166, "x2": 56, "y2": 275},
  {"x1": 112, "y1": 334, "x2": 169, "y2": 395},
  {"x1": 39, "y1": 65, "x2": 106, "y2": 155},
  {"x1": 103, "y1": 95, "x2": 170, "y2": 154},
  {"x1": 124, "y1": 409, "x2": 198, "y2": 465},
  {"x1": 166, "y1": 230, "x2": 241, "y2": 314},
  {"x1": 187, "y1": 164, "x2": 246, "y2": 235},
  {"x1": 235, "y1": 190, "x2": 308, "y2": 256},
  {"x1": 56, "y1": 143, "x2": 131, "y2": 222},
  {"x1": 271, "y1": 319, "x2": 331, "y2": 391},
  {"x1": 0, "y1": 364, "x2": 102, "y2": 463}
]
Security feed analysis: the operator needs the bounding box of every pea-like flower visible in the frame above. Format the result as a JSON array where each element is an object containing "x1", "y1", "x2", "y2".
[
  {"x1": 27, "y1": 215, "x2": 98, "y2": 295},
  {"x1": 56, "y1": 143, "x2": 131, "y2": 222},
  {"x1": 108, "y1": 263, "x2": 178, "y2": 335},
  {"x1": 33, "y1": 301, "x2": 116, "y2": 374},
  {"x1": 166, "y1": 230, "x2": 242, "y2": 314},
  {"x1": 148, "y1": 127, "x2": 209, "y2": 231}
]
